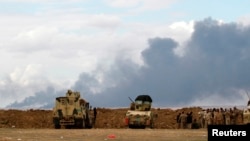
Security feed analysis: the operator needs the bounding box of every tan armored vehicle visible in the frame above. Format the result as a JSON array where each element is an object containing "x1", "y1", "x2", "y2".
[
  {"x1": 52, "y1": 89, "x2": 93, "y2": 129},
  {"x1": 124, "y1": 95, "x2": 156, "y2": 128},
  {"x1": 243, "y1": 100, "x2": 250, "y2": 125}
]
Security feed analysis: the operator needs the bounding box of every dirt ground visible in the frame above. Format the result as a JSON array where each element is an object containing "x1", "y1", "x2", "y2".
[
  {"x1": 0, "y1": 107, "x2": 208, "y2": 140},
  {"x1": 0, "y1": 128, "x2": 208, "y2": 141},
  {"x1": 0, "y1": 107, "x2": 203, "y2": 129}
]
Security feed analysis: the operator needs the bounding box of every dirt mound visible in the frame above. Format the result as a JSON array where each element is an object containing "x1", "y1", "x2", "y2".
[
  {"x1": 0, "y1": 107, "x2": 202, "y2": 129},
  {"x1": 0, "y1": 109, "x2": 53, "y2": 128}
]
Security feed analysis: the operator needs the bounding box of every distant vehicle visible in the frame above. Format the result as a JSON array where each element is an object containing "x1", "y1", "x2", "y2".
[
  {"x1": 52, "y1": 89, "x2": 94, "y2": 129},
  {"x1": 124, "y1": 95, "x2": 157, "y2": 129},
  {"x1": 243, "y1": 91, "x2": 250, "y2": 125}
]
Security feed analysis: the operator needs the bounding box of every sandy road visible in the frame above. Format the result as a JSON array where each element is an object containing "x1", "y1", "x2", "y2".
[{"x1": 0, "y1": 128, "x2": 208, "y2": 141}]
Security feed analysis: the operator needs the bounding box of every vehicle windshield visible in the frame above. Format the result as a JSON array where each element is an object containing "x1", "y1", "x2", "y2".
[
  {"x1": 144, "y1": 101, "x2": 151, "y2": 104},
  {"x1": 135, "y1": 100, "x2": 143, "y2": 104}
]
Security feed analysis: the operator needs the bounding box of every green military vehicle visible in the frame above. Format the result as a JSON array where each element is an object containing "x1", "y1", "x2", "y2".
[
  {"x1": 124, "y1": 95, "x2": 156, "y2": 129},
  {"x1": 52, "y1": 89, "x2": 93, "y2": 129}
]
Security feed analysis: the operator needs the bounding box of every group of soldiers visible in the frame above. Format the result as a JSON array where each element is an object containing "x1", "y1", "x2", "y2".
[
  {"x1": 176, "y1": 111, "x2": 194, "y2": 129},
  {"x1": 176, "y1": 107, "x2": 244, "y2": 129}
]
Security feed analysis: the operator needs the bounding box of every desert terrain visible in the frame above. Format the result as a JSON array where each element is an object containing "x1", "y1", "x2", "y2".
[
  {"x1": 0, "y1": 107, "x2": 208, "y2": 141},
  {"x1": 0, "y1": 107, "x2": 203, "y2": 129},
  {"x1": 0, "y1": 128, "x2": 207, "y2": 141}
]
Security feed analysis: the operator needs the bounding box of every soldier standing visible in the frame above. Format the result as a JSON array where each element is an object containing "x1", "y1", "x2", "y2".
[
  {"x1": 198, "y1": 110, "x2": 205, "y2": 128},
  {"x1": 213, "y1": 109, "x2": 219, "y2": 125},
  {"x1": 234, "y1": 107, "x2": 243, "y2": 124},
  {"x1": 217, "y1": 108, "x2": 224, "y2": 125},
  {"x1": 93, "y1": 107, "x2": 97, "y2": 120},
  {"x1": 205, "y1": 109, "x2": 212, "y2": 127},
  {"x1": 179, "y1": 111, "x2": 187, "y2": 129},
  {"x1": 224, "y1": 109, "x2": 231, "y2": 125},
  {"x1": 186, "y1": 112, "x2": 193, "y2": 129},
  {"x1": 176, "y1": 113, "x2": 181, "y2": 129},
  {"x1": 230, "y1": 108, "x2": 236, "y2": 125},
  {"x1": 92, "y1": 107, "x2": 97, "y2": 127}
]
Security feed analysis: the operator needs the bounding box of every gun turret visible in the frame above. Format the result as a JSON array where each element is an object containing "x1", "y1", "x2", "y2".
[{"x1": 128, "y1": 97, "x2": 135, "y2": 110}]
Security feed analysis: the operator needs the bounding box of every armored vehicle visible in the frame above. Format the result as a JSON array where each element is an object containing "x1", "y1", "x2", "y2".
[
  {"x1": 243, "y1": 100, "x2": 250, "y2": 125},
  {"x1": 242, "y1": 91, "x2": 250, "y2": 125},
  {"x1": 52, "y1": 89, "x2": 93, "y2": 129},
  {"x1": 124, "y1": 95, "x2": 156, "y2": 128}
]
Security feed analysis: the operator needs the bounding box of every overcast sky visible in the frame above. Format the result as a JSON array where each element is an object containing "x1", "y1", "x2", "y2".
[{"x1": 1, "y1": 0, "x2": 250, "y2": 109}]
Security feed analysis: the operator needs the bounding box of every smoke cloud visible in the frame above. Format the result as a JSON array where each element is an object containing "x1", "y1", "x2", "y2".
[{"x1": 7, "y1": 18, "x2": 250, "y2": 109}]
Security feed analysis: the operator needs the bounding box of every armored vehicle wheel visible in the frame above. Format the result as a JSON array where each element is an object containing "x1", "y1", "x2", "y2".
[
  {"x1": 53, "y1": 118, "x2": 61, "y2": 129},
  {"x1": 74, "y1": 119, "x2": 86, "y2": 129},
  {"x1": 54, "y1": 124, "x2": 61, "y2": 129},
  {"x1": 146, "y1": 124, "x2": 153, "y2": 129},
  {"x1": 86, "y1": 120, "x2": 93, "y2": 129},
  {"x1": 65, "y1": 125, "x2": 72, "y2": 129},
  {"x1": 149, "y1": 122, "x2": 154, "y2": 129},
  {"x1": 87, "y1": 117, "x2": 93, "y2": 128},
  {"x1": 82, "y1": 120, "x2": 86, "y2": 128}
]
